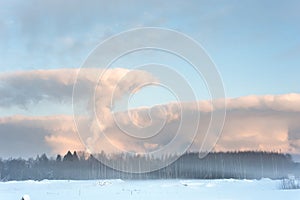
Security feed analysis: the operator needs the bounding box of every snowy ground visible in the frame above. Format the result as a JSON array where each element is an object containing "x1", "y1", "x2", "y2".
[{"x1": 1, "y1": 179, "x2": 300, "y2": 200}]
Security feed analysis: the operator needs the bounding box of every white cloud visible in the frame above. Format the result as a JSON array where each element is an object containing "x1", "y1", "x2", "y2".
[
  {"x1": 0, "y1": 94, "x2": 299, "y2": 157},
  {"x1": 1, "y1": 69, "x2": 300, "y2": 157}
]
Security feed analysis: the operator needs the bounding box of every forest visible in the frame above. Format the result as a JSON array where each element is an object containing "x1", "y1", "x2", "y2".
[{"x1": 0, "y1": 151, "x2": 299, "y2": 181}]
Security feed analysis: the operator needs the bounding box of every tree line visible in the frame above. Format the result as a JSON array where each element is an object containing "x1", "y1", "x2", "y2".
[{"x1": 0, "y1": 151, "x2": 299, "y2": 181}]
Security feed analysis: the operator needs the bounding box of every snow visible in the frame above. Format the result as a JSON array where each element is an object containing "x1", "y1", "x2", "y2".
[
  {"x1": 21, "y1": 194, "x2": 30, "y2": 200},
  {"x1": 0, "y1": 179, "x2": 299, "y2": 200}
]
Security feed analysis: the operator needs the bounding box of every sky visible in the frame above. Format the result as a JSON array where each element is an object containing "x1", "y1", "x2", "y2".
[{"x1": 0, "y1": 0, "x2": 300, "y2": 160}]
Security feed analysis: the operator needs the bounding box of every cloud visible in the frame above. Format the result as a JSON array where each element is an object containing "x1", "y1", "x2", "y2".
[
  {"x1": 45, "y1": 135, "x2": 83, "y2": 155},
  {"x1": 224, "y1": 93, "x2": 300, "y2": 112},
  {"x1": 0, "y1": 67, "x2": 159, "y2": 157},
  {"x1": 0, "y1": 0, "x2": 239, "y2": 70},
  {"x1": 85, "y1": 93, "x2": 300, "y2": 156},
  {"x1": 0, "y1": 94, "x2": 300, "y2": 158},
  {"x1": 0, "y1": 69, "x2": 77, "y2": 108},
  {"x1": 0, "y1": 115, "x2": 82, "y2": 158},
  {"x1": 85, "y1": 94, "x2": 300, "y2": 155},
  {"x1": 1, "y1": 69, "x2": 300, "y2": 157},
  {"x1": 0, "y1": 0, "x2": 169, "y2": 69},
  {"x1": 0, "y1": 68, "x2": 156, "y2": 110}
]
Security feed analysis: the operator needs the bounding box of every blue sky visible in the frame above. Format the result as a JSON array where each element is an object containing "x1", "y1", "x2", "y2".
[{"x1": 1, "y1": 0, "x2": 299, "y2": 98}]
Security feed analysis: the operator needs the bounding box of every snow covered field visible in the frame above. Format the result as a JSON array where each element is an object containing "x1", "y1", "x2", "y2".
[{"x1": 1, "y1": 179, "x2": 300, "y2": 200}]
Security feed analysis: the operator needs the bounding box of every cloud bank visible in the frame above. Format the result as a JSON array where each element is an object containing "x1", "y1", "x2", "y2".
[{"x1": 0, "y1": 69, "x2": 299, "y2": 158}]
